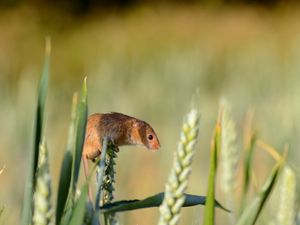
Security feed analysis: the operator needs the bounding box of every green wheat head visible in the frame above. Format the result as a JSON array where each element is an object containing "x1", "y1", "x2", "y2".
[
  {"x1": 158, "y1": 108, "x2": 200, "y2": 225},
  {"x1": 102, "y1": 143, "x2": 119, "y2": 225},
  {"x1": 92, "y1": 139, "x2": 119, "y2": 225},
  {"x1": 277, "y1": 165, "x2": 297, "y2": 225},
  {"x1": 220, "y1": 99, "x2": 239, "y2": 194},
  {"x1": 33, "y1": 141, "x2": 53, "y2": 225},
  {"x1": 101, "y1": 143, "x2": 118, "y2": 205},
  {"x1": 219, "y1": 99, "x2": 239, "y2": 224}
]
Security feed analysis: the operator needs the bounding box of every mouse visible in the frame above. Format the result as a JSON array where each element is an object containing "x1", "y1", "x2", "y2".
[{"x1": 82, "y1": 112, "x2": 160, "y2": 200}]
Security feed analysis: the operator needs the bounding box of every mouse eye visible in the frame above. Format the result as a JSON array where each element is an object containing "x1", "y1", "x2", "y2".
[{"x1": 148, "y1": 134, "x2": 153, "y2": 140}]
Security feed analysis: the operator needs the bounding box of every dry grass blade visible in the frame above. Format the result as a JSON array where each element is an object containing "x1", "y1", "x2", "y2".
[
  {"x1": 256, "y1": 140, "x2": 283, "y2": 162},
  {"x1": 237, "y1": 160, "x2": 283, "y2": 225}
]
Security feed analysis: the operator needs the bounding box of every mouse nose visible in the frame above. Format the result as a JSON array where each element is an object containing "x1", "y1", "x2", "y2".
[{"x1": 149, "y1": 141, "x2": 160, "y2": 150}]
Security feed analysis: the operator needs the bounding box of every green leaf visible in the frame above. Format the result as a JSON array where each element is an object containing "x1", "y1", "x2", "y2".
[
  {"x1": 203, "y1": 121, "x2": 221, "y2": 225},
  {"x1": 71, "y1": 77, "x2": 88, "y2": 195},
  {"x1": 56, "y1": 151, "x2": 73, "y2": 225},
  {"x1": 59, "y1": 208, "x2": 72, "y2": 225},
  {"x1": 236, "y1": 161, "x2": 283, "y2": 225},
  {"x1": 21, "y1": 37, "x2": 50, "y2": 225},
  {"x1": 68, "y1": 184, "x2": 88, "y2": 225},
  {"x1": 56, "y1": 93, "x2": 78, "y2": 225},
  {"x1": 100, "y1": 192, "x2": 229, "y2": 213}
]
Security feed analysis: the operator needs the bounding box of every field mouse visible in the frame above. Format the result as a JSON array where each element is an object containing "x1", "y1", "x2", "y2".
[{"x1": 82, "y1": 112, "x2": 160, "y2": 200}]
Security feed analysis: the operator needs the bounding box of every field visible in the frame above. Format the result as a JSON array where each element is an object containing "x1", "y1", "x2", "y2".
[{"x1": 0, "y1": 4, "x2": 299, "y2": 225}]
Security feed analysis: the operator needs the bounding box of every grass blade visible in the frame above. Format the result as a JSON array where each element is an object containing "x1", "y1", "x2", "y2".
[
  {"x1": 56, "y1": 152, "x2": 73, "y2": 225},
  {"x1": 68, "y1": 184, "x2": 88, "y2": 225},
  {"x1": 21, "y1": 37, "x2": 50, "y2": 225},
  {"x1": 71, "y1": 77, "x2": 88, "y2": 196},
  {"x1": 203, "y1": 113, "x2": 222, "y2": 225},
  {"x1": 236, "y1": 160, "x2": 283, "y2": 225},
  {"x1": 100, "y1": 193, "x2": 229, "y2": 213},
  {"x1": 60, "y1": 164, "x2": 97, "y2": 225},
  {"x1": 56, "y1": 94, "x2": 78, "y2": 225}
]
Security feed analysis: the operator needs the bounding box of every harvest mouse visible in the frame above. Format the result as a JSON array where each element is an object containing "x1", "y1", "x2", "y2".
[{"x1": 82, "y1": 112, "x2": 160, "y2": 200}]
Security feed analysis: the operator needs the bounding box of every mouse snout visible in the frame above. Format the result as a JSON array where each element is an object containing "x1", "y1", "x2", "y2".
[{"x1": 148, "y1": 141, "x2": 160, "y2": 151}]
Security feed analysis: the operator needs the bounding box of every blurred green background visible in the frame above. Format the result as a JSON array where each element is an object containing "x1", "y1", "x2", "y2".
[{"x1": 0, "y1": 1, "x2": 300, "y2": 224}]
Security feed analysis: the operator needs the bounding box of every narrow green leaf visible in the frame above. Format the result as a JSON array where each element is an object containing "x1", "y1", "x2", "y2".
[
  {"x1": 203, "y1": 121, "x2": 221, "y2": 225},
  {"x1": 56, "y1": 93, "x2": 78, "y2": 225},
  {"x1": 68, "y1": 184, "x2": 88, "y2": 225},
  {"x1": 33, "y1": 38, "x2": 50, "y2": 176},
  {"x1": 59, "y1": 208, "x2": 72, "y2": 225},
  {"x1": 100, "y1": 193, "x2": 229, "y2": 213},
  {"x1": 21, "y1": 37, "x2": 50, "y2": 225},
  {"x1": 240, "y1": 133, "x2": 256, "y2": 215},
  {"x1": 236, "y1": 161, "x2": 283, "y2": 225},
  {"x1": 71, "y1": 77, "x2": 88, "y2": 195},
  {"x1": 56, "y1": 151, "x2": 73, "y2": 225}
]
